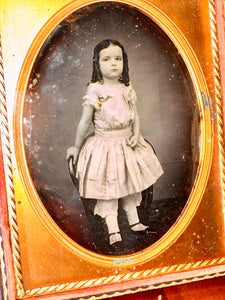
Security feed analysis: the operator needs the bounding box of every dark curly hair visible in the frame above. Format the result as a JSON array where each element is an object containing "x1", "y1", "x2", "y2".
[{"x1": 91, "y1": 39, "x2": 130, "y2": 86}]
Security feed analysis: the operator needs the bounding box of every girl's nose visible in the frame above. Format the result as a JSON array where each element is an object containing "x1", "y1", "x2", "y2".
[{"x1": 111, "y1": 59, "x2": 116, "y2": 65}]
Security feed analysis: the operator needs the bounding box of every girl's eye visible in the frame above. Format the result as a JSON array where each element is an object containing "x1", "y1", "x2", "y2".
[
  {"x1": 116, "y1": 57, "x2": 122, "y2": 61},
  {"x1": 102, "y1": 58, "x2": 109, "y2": 62}
]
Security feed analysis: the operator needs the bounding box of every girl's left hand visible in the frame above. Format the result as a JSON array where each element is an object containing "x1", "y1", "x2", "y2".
[{"x1": 126, "y1": 134, "x2": 139, "y2": 148}]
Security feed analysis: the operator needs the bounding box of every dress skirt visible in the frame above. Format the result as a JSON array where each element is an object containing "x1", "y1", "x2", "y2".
[{"x1": 76, "y1": 127, "x2": 163, "y2": 200}]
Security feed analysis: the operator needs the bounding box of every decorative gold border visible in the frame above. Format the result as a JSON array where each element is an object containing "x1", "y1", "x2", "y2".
[
  {"x1": 14, "y1": 0, "x2": 213, "y2": 268},
  {"x1": 0, "y1": 38, "x2": 8, "y2": 300},
  {"x1": 70, "y1": 271, "x2": 225, "y2": 300},
  {"x1": 0, "y1": 36, "x2": 24, "y2": 298},
  {"x1": 0, "y1": 0, "x2": 224, "y2": 299},
  {"x1": 21, "y1": 257, "x2": 225, "y2": 298},
  {"x1": 209, "y1": 0, "x2": 225, "y2": 220}
]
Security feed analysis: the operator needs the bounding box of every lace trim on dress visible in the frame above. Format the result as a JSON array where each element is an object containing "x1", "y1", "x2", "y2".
[{"x1": 82, "y1": 82, "x2": 137, "y2": 108}]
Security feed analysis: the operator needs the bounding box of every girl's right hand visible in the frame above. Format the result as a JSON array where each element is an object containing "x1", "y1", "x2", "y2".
[{"x1": 66, "y1": 146, "x2": 79, "y2": 164}]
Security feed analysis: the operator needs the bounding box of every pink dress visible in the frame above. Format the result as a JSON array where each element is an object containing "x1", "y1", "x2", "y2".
[{"x1": 76, "y1": 82, "x2": 163, "y2": 200}]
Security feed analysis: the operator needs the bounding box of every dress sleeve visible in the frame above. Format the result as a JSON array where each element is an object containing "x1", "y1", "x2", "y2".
[
  {"x1": 82, "y1": 83, "x2": 100, "y2": 109},
  {"x1": 124, "y1": 82, "x2": 137, "y2": 105}
]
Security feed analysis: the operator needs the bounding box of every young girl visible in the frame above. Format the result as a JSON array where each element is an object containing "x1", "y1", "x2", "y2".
[{"x1": 67, "y1": 39, "x2": 163, "y2": 248}]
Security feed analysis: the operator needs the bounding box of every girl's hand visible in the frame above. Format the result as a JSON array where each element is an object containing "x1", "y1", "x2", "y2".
[
  {"x1": 67, "y1": 105, "x2": 94, "y2": 163},
  {"x1": 66, "y1": 146, "x2": 79, "y2": 164},
  {"x1": 126, "y1": 134, "x2": 139, "y2": 148}
]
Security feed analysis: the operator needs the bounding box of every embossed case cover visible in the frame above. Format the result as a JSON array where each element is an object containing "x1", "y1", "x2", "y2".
[{"x1": 1, "y1": 0, "x2": 225, "y2": 299}]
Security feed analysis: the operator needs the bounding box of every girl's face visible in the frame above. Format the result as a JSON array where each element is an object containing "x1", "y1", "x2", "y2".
[{"x1": 99, "y1": 44, "x2": 123, "y2": 83}]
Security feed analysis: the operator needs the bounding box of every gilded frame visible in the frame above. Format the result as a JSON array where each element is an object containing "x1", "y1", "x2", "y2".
[{"x1": 0, "y1": 0, "x2": 225, "y2": 299}]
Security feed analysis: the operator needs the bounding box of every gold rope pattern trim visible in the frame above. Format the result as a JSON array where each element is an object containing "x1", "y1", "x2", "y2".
[
  {"x1": 209, "y1": 0, "x2": 225, "y2": 217},
  {"x1": 21, "y1": 257, "x2": 225, "y2": 298},
  {"x1": 0, "y1": 36, "x2": 25, "y2": 298},
  {"x1": 77, "y1": 271, "x2": 225, "y2": 300},
  {"x1": 0, "y1": 35, "x2": 9, "y2": 300}
]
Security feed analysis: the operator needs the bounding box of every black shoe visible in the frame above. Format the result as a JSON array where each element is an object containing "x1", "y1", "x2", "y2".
[
  {"x1": 109, "y1": 241, "x2": 124, "y2": 253},
  {"x1": 108, "y1": 232, "x2": 124, "y2": 254},
  {"x1": 130, "y1": 222, "x2": 152, "y2": 235}
]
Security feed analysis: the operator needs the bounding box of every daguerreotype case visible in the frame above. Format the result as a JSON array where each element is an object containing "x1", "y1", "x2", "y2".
[{"x1": 1, "y1": 0, "x2": 225, "y2": 299}]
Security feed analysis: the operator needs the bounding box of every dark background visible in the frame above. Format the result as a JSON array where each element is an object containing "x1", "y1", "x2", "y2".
[{"x1": 23, "y1": 2, "x2": 200, "y2": 253}]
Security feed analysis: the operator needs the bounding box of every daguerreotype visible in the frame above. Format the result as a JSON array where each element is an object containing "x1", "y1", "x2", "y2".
[
  {"x1": 0, "y1": 0, "x2": 225, "y2": 299},
  {"x1": 23, "y1": 2, "x2": 200, "y2": 256}
]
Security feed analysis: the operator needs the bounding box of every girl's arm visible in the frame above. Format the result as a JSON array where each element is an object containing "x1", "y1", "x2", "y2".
[
  {"x1": 66, "y1": 105, "x2": 94, "y2": 163},
  {"x1": 127, "y1": 104, "x2": 140, "y2": 148}
]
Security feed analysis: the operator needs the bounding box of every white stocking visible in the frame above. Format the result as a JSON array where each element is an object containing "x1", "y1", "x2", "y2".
[
  {"x1": 122, "y1": 193, "x2": 149, "y2": 231},
  {"x1": 94, "y1": 199, "x2": 122, "y2": 244},
  {"x1": 105, "y1": 214, "x2": 122, "y2": 245}
]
